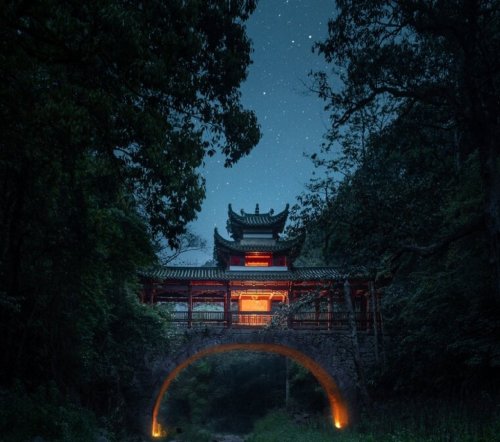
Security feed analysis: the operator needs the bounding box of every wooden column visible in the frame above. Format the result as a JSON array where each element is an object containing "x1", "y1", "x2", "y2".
[
  {"x1": 328, "y1": 290, "x2": 334, "y2": 330},
  {"x1": 287, "y1": 286, "x2": 293, "y2": 329},
  {"x1": 225, "y1": 284, "x2": 232, "y2": 328},
  {"x1": 187, "y1": 285, "x2": 193, "y2": 328},
  {"x1": 314, "y1": 297, "x2": 320, "y2": 324},
  {"x1": 150, "y1": 284, "x2": 156, "y2": 304}
]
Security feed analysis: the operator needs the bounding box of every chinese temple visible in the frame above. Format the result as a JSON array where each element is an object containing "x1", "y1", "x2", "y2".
[{"x1": 139, "y1": 204, "x2": 380, "y2": 329}]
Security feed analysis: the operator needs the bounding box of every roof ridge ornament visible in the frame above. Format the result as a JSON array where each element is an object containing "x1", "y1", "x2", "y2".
[{"x1": 255, "y1": 203, "x2": 259, "y2": 214}]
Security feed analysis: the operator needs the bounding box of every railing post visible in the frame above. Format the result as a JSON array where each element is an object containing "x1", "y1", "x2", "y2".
[{"x1": 187, "y1": 285, "x2": 193, "y2": 328}]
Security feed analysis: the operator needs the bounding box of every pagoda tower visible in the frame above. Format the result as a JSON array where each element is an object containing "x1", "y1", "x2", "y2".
[
  {"x1": 139, "y1": 202, "x2": 378, "y2": 329},
  {"x1": 212, "y1": 204, "x2": 304, "y2": 323},
  {"x1": 214, "y1": 203, "x2": 303, "y2": 269}
]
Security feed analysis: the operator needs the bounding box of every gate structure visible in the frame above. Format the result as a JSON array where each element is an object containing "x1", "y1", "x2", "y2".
[
  {"x1": 140, "y1": 204, "x2": 382, "y2": 331},
  {"x1": 135, "y1": 328, "x2": 378, "y2": 439},
  {"x1": 138, "y1": 203, "x2": 382, "y2": 439}
]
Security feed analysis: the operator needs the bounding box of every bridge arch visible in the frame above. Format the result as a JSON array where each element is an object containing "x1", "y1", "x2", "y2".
[{"x1": 151, "y1": 342, "x2": 349, "y2": 438}]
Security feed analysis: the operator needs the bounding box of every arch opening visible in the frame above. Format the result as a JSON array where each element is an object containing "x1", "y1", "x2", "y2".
[{"x1": 151, "y1": 343, "x2": 349, "y2": 438}]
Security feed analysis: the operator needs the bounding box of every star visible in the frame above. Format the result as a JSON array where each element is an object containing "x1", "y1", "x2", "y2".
[{"x1": 178, "y1": 0, "x2": 332, "y2": 265}]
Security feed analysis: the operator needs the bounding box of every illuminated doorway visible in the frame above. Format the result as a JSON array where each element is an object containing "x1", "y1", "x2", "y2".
[{"x1": 239, "y1": 296, "x2": 270, "y2": 325}]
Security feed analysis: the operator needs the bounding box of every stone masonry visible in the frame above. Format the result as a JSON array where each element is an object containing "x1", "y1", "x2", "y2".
[{"x1": 130, "y1": 327, "x2": 377, "y2": 439}]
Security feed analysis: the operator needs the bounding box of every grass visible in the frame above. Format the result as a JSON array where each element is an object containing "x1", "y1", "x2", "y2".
[{"x1": 245, "y1": 398, "x2": 500, "y2": 442}]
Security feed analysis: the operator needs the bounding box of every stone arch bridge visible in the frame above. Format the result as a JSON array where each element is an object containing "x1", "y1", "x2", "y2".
[{"x1": 130, "y1": 327, "x2": 377, "y2": 440}]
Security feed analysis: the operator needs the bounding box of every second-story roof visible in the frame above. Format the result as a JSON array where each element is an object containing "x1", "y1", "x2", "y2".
[
  {"x1": 213, "y1": 228, "x2": 305, "y2": 267},
  {"x1": 227, "y1": 203, "x2": 289, "y2": 240}
]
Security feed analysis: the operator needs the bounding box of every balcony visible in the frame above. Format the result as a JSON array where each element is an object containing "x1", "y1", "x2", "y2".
[{"x1": 167, "y1": 310, "x2": 375, "y2": 330}]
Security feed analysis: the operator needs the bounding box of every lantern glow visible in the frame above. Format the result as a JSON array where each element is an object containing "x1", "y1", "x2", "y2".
[
  {"x1": 245, "y1": 253, "x2": 272, "y2": 266},
  {"x1": 151, "y1": 343, "x2": 349, "y2": 437}
]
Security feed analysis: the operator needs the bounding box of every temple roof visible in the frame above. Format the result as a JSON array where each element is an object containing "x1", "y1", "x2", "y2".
[
  {"x1": 213, "y1": 228, "x2": 304, "y2": 266},
  {"x1": 214, "y1": 228, "x2": 303, "y2": 253},
  {"x1": 227, "y1": 203, "x2": 289, "y2": 240},
  {"x1": 140, "y1": 266, "x2": 368, "y2": 281}
]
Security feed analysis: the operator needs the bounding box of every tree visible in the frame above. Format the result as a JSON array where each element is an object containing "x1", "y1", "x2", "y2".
[
  {"x1": 0, "y1": 0, "x2": 260, "y2": 253},
  {"x1": 0, "y1": 1, "x2": 260, "y2": 438},
  {"x1": 159, "y1": 230, "x2": 208, "y2": 265},
  {"x1": 311, "y1": 0, "x2": 500, "y2": 299},
  {"x1": 295, "y1": 105, "x2": 499, "y2": 397},
  {"x1": 292, "y1": 1, "x2": 500, "y2": 397}
]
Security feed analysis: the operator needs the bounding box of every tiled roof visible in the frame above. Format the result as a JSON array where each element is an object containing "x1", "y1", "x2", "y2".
[
  {"x1": 142, "y1": 267, "x2": 226, "y2": 280},
  {"x1": 214, "y1": 228, "x2": 303, "y2": 253},
  {"x1": 139, "y1": 266, "x2": 368, "y2": 281},
  {"x1": 213, "y1": 228, "x2": 305, "y2": 267},
  {"x1": 228, "y1": 203, "x2": 289, "y2": 226},
  {"x1": 227, "y1": 204, "x2": 289, "y2": 239}
]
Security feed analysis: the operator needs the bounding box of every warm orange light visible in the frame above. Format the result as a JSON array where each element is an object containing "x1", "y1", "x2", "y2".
[
  {"x1": 245, "y1": 261, "x2": 270, "y2": 266},
  {"x1": 152, "y1": 422, "x2": 166, "y2": 438},
  {"x1": 151, "y1": 343, "x2": 349, "y2": 436},
  {"x1": 240, "y1": 299, "x2": 269, "y2": 311},
  {"x1": 239, "y1": 298, "x2": 271, "y2": 325},
  {"x1": 245, "y1": 253, "x2": 272, "y2": 266}
]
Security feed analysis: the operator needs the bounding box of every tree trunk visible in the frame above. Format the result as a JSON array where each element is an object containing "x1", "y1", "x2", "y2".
[
  {"x1": 285, "y1": 357, "x2": 290, "y2": 408},
  {"x1": 343, "y1": 279, "x2": 371, "y2": 408},
  {"x1": 369, "y1": 281, "x2": 380, "y2": 365},
  {"x1": 485, "y1": 151, "x2": 500, "y2": 302},
  {"x1": 479, "y1": 142, "x2": 500, "y2": 303}
]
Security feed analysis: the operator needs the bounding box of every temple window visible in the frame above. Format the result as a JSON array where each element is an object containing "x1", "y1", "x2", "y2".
[{"x1": 245, "y1": 252, "x2": 272, "y2": 267}]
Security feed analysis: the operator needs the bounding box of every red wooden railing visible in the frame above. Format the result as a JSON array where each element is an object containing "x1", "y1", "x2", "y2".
[{"x1": 169, "y1": 311, "x2": 373, "y2": 330}]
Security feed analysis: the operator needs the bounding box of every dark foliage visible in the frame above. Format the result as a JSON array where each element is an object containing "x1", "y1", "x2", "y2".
[
  {"x1": 0, "y1": 1, "x2": 259, "y2": 439},
  {"x1": 160, "y1": 352, "x2": 326, "y2": 435},
  {"x1": 291, "y1": 0, "x2": 500, "y2": 398}
]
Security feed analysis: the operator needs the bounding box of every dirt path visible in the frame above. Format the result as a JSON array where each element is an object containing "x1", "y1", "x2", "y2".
[
  {"x1": 212, "y1": 435, "x2": 246, "y2": 442},
  {"x1": 170, "y1": 434, "x2": 246, "y2": 442}
]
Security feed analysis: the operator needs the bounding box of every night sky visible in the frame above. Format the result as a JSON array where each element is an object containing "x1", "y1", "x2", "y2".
[{"x1": 179, "y1": 1, "x2": 335, "y2": 265}]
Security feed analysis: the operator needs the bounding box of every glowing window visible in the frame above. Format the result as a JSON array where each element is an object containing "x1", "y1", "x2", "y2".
[
  {"x1": 245, "y1": 253, "x2": 272, "y2": 267},
  {"x1": 240, "y1": 298, "x2": 269, "y2": 311}
]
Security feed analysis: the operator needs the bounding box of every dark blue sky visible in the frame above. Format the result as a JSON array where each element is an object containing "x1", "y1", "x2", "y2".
[{"x1": 179, "y1": 1, "x2": 335, "y2": 265}]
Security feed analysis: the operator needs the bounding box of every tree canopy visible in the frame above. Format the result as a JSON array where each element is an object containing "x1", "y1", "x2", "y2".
[
  {"x1": 1, "y1": 0, "x2": 260, "y2": 247},
  {"x1": 291, "y1": 0, "x2": 500, "y2": 396},
  {"x1": 0, "y1": 1, "x2": 260, "y2": 439},
  {"x1": 305, "y1": 0, "x2": 500, "y2": 296}
]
